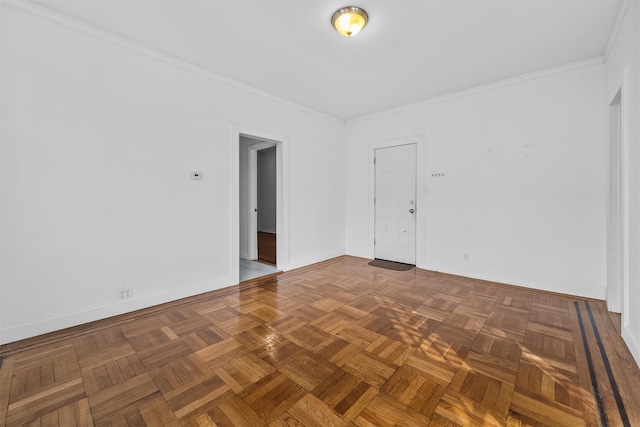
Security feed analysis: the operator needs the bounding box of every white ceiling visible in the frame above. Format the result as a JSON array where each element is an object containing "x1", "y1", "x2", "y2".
[{"x1": 31, "y1": 0, "x2": 622, "y2": 120}]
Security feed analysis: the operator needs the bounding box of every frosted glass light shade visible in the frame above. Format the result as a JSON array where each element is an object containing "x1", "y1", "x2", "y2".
[{"x1": 332, "y1": 7, "x2": 368, "y2": 37}]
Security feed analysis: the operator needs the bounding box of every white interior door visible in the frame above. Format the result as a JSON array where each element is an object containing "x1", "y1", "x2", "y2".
[
  {"x1": 375, "y1": 144, "x2": 416, "y2": 264},
  {"x1": 248, "y1": 141, "x2": 276, "y2": 260}
]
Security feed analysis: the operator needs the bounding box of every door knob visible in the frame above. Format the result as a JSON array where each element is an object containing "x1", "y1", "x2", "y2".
[{"x1": 409, "y1": 209, "x2": 415, "y2": 213}]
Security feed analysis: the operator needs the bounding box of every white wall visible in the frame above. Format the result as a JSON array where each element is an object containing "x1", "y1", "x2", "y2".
[
  {"x1": 0, "y1": 4, "x2": 345, "y2": 344},
  {"x1": 604, "y1": 0, "x2": 640, "y2": 366},
  {"x1": 258, "y1": 147, "x2": 277, "y2": 233},
  {"x1": 345, "y1": 62, "x2": 607, "y2": 300},
  {"x1": 238, "y1": 137, "x2": 277, "y2": 259}
]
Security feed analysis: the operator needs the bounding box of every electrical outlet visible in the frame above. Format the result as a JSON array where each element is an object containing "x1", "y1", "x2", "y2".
[
  {"x1": 463, "y1": 253, "x2": 470, "y2": 262},
  {"x1": 117, "y1": 287, "x2": 133, "y2": 300}
]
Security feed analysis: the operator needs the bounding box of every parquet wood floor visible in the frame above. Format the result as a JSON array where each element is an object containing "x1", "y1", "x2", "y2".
[{"x1": 1, "y1": 256, "x2": 639, "y2": 426}]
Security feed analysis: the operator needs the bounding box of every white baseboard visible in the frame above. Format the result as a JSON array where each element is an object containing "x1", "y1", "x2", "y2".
[
  {"x1": 281, "y1": 249, "x2": 345, "y2": 272},
  {"x1": 622, "y1": 326, "x2": 640, "y2": 369},
  {"x1": 258, "y1": 229, "x2": 276, "y2": 234},
  {"x1": 417, "y1": 263, "x2": 606, "y2": 300},
  {"x1": 0, "y1": 276, "x2": 235, "y2": 345}
]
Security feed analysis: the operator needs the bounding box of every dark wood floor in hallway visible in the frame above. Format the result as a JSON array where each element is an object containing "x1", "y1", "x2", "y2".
[
  {"x1": 258, "y1": 231, "x2": 276, "y2": 266},
  {"x1": 1, "y1": 256, "x2": 639, "y2": 426}
]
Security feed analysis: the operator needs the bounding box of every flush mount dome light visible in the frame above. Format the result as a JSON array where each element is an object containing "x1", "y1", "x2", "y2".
[{"x1": 331, "y1": 6, "x2": 368, "y2": 37}]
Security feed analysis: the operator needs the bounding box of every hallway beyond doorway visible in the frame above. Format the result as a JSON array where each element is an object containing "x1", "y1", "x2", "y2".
[
  {"x1": 239, "y1": 258, "x2": 279, "y2": 282},
  {"x1": 258, "y1": 231, "x2": 276, "y2": 265}
]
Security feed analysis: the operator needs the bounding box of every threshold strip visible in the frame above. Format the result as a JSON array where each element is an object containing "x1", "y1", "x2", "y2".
[
  {"x1": 575, "y1": 301, "x2": 607, "y2": 426},
  {"x1": 584, "y1": 301, "x2": 631, "y2": 427}
]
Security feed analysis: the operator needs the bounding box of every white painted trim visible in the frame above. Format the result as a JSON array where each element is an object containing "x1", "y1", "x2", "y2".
[
  {"x1": 231, "y1": 123, "x2": 290, "y2": 284},
  {"x1": 0, "y1": 276, "x2": 234, "y2": 345},
  {"x1": 347, "y1": 57, "x2": 604, "y2": 125},
  {"x1": 281, "y1": 250, "x2": 345, "y2": 272},
  {"x1": 4, "y1": 1, "x2": 609, "y2": 125},
  {"x1": 622, "y1": 326, "x2": 640, "y2": 368},
  {"x1": 276, "y1": 137, "x2": 290, "y2": 271},
  {"x1": 604, "y1": 0, "x2": 631, "y2": 61},
  {"x1": 418, "y1": 264, "x2": 606, "y2": 301},
  {"x1": 606, "y1": 89, "x2": 623, "y2": 313},
  {"x1": 620, "y1": 66, "x2": 631, "y2": 329},
  {"x1": 4, "y1": 0, "x2": 343, "y2": 125},
  {"x1": 368, "y1": 134, "x2": 426, "y2": 264}
]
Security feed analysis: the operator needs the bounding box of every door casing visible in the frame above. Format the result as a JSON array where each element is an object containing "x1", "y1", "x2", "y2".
[
  {"x1": 606, "y1": 69, "x2": 630, "y2": 329},
  {"x1": 231, "y1": 123, "x2": 289, "y2": 284}
]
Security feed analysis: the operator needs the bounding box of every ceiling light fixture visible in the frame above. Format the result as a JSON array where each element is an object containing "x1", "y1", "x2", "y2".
[{"x1": 331, "y1": 6, "x2": 368, "y2": 37}]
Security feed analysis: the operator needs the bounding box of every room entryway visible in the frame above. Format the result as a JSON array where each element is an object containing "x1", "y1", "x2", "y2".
[
  {"x1": 238, "y1": 134, "x2": 281, "y2": 282},
  {"x1": 607, "y1": 87, "x2": 625, "y2": 322},
  {"x1": 374, "y1": 143, "x2": 417, "y2": 265},
  {"x1": 256, "y1": 147, "x2": 277, "y2": 265}
]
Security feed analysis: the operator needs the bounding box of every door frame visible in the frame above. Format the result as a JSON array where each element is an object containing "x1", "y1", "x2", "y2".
[
  {"x1": 606, "y1": 68, "x2": 630, "y2": 327},
  {"x1": 607, "y1": 88, "x2": 623, "y2": 314},
  {"x1": 368, "y1": 134, "x2": 426, "y2": 266},
  {"x1": 231, "y1": 123, "x2": 289, "y2": 284},
  {"x1": 248, "y1": 141, "x2": 276, "y2": 260}
]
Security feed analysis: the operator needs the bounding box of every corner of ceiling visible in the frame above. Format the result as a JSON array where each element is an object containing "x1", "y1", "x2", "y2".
[{"x1": 603, "y1": 0, "x2": 631, "y2": 61}]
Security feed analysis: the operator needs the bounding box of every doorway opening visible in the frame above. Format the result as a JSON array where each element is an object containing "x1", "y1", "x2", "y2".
[
  {"x1": 233, "y1": 126, "x2": 289, "y2": 284},
  {"x1": 256, "y1": 147, "x2": 277, "y2": 265},
  {"x1": 607, "y1": 88, "x2": 625, "y2": 319}
]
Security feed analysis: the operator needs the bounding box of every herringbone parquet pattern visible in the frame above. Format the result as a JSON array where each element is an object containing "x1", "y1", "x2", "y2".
[{"x1": 1, "y1": 256, "x2": 638, "y2": 426}]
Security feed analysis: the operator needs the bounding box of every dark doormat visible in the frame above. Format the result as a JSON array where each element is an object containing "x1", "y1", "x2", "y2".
[{"x1": 368, "y1": 259, "x2": 414, "y2": 271}]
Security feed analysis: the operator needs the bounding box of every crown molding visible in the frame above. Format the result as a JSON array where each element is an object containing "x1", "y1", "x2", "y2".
[
  {"x1": 3, "y1": 0, "x2": 344, "y2": 125},
  {"x1": 346, "y1": 56, "x2": 604, "y2": 125},
  {"x1": 4, "y1": 0, "x2": 615, "y2": 128},
  {"x1": 604, "y1": 0, "x2": 631, "y2": 61}
]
